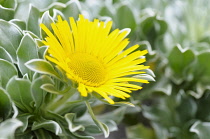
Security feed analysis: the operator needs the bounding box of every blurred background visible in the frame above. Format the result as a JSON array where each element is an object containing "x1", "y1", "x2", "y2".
[
  {"x1": 2, "y1": 0, "x2": 210, "y2": 138},
  {"x1": 85, "y1": 0, "x2": 210, "y2": 138}
]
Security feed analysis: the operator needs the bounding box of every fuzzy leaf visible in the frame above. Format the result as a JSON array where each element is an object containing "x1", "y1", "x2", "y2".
[
  {"x1": 0, "y1": 0, "x2": 17, "y2": 9},
  {"x1": 190, "y1": 121, "x2": 210, "y2": 139},
  {"x1": 86, "y1": 101, "x2": 109, "y2": 138},
  {"x1": 17, "y1": 114, "x2": 33, "y2": 132},
  {"x1": 0, "y1": 5, "x2": 14, "y2": 21},
  {"x1": 168, "y1": 45, "x2": 195, "y2": 78},
  {"x1": 140, "y1": 15, "x2": 167, "y2": 37},
  {"x1": 25, "y1": 59, "x2": 60, "y2": 78},
  {"x1": 32, "y1": 120, "x2": 62, "y2": 135},
  {"x1": 17, "y1": 34, "x2": 39, "y2": 78},
  {"x1": 41, "y1": 83, "x2": 60, "y2": 94},
  {"x1": 0, "y1": 20, "x2": 23, "y2": 62},
  {"x1": 196, "y1": 51, "x2": 210, "y2": 82},
  {"x1": 9, "y1": 19, "x2": 26, "y2": 30},
  {"x1": 0, "y1": 46, "x2": 12, "y2": 62},
  {"x1": 116, "y1": 4, "x2": 136, "y2": 31},
  {"x1": 0, "y1": 118, "x2": 23, "y2": 139},
  {"x1": 135, "y1": 74, "x2": 155, "y2": 82},
  {"x1": 38, "y1": 46, "x2": 48, "y2": 59},
  {"x1": 140, "y1": 15, "x2": 167, "y2": 47},
  {"x1": 28, "y1": 0, "x2": 55, "y2": 10},
  {"x1": 6, "y1": 77, "x2": 33, "y2": 112},
  {"x1": 31, "y1": 75, "x2": 54, "y2": 108},
  {"x1": 99, "y1": 5, "x2": 113, "y2": 18},
  {"x1": 52, "y1": 9, "x2": 65, "y2": 20},
  {"x1": 62, "y1": 0, "x2": 81, "y2": 19},
  {"x1": 0, "y1": 59, "x2": 17, "y2": 88},
  {"x1": 98, "y1": 107, "x2": 127, "y2": 124},
  {"x1": 65, "y1": 113, "x2": 85, "y2": 132},
  {"x1": 40, "y1": 11, "x2": 54, "y2": 39},
  {"x1": 0, "y1": 88, "x2": 12, "y2": 119},
  {"x1": 27, "y1": 6, "x2": 40, "y2": 37}
]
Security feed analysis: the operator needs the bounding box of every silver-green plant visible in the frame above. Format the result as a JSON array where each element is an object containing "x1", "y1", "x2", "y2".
[{"x1": 0, "y1": 0, "x2": 155, "y2": 138}]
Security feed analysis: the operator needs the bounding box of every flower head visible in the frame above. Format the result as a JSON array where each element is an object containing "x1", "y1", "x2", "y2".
[{"x1": 41, "y1": 15, "x2": 149, "y2": 104}]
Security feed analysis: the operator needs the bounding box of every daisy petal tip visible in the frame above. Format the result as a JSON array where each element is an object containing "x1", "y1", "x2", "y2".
[{"x1": 108, "y1": 100, "x2": 115, "y2": 104}]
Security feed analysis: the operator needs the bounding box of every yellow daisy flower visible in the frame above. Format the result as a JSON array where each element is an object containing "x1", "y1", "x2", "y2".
[{"x1": 40, "y1": 15, "x2": 149, "y2": 104}]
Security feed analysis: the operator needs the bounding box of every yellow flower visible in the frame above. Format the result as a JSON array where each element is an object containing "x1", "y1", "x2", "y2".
[{"x1": 41, "y1": 15, "x2": 149, "y2": 104}]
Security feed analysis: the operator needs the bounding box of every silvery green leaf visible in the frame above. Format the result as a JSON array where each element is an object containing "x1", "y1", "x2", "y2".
[
  {"x1": 194, "y1": 92, "x2": 210, "y2": 120},
  {"x1": 31, "y1": 75, "x2": 54, "y2": 108},
  {"x1": 103, "y1": 120, "x2": 117, "y2": 133},
  {"x1": 62, "y1": 0, "x2": 81, "y2": 19},
  {"x1": 38, "y1": 46, "x2": 48, "y2": 59},
  {"x1": 23, "y1": 73, "x2": 29, "y2": 80},
  {"x1": 168, "y1": 44, "x2": 195, "y2": 84},
  {"x1": 0, "y1": 46, "x2": 13, "y2": 62},
  {"x1": 190, "y1": 121, "x2": 210, "y2": 139},
  {"x1": 85, "y1": 121, "x2": 117, "y2": 136},
  {"x1": 17, "y1": 34, "x2": 39, "y2": 79},
  {"x1": 65, "y1": 113, "x2": 85, "y2": 132},
  {"x1": 40, "y1": 2, "x2": 66, "y2": 13},
  {"x1": 9, "y1": 19, "x2": 26, "y2": 30},
  {"x1": 56, "y1": 97, "x2": 85, "y2": 116},
  {"x1": 144, "y1": 68, "x2": 156, "y2": 77},
  {"x1": 32, "y1": 120, "x2": 62, "y2": 135},
  {"x1": 0, "y1": 59, "x2": 17, "y2": 88},
  {"x1": 98, "y1": 107, "x2": 126, "y2": 124},
  {"x1": 14, "y1": 2, "x2": 29, "y2": 21},
  {"x1": 6, "y1": 76, "x2": 33, "y2": 112},
  {"x1": 84, "y1": 124, "x2": 103, "y2": 135},
  {"x1": 176, "y1": 91, "x2": 197, "y2": 122},
  {"x1": 0, "y1": 20, "x2": 23, "y2": 62},
  {"x1": 0, "y1": 118, "x2": 23, "y2": 139},
  {"x1": 23, "y1": 30, "x2": 39, "y2": 39},
  {"x1": 52, "y1": 9, "x2": 65, "y2": 20},
  {"x1": 135, "y1": 74, "x2": 155, "y2": 82},
  {"x1": 116, "y1": 4, "x2": 136, "y2": 32},
  {"x1": 140, "y1": 14, "x2": 167, "y2": 41},
  {"x1": 195, "y1": 51, "x2": 210, "y2": 83},
  {"x1": 155, "y1": 84, "x2": 172, "y2": 96},
  {"x1": 27, "y1": 5, "x2": 40, "y2": 37},
  {"x1": 11, "y1": 101, "x2": 18, "y2": 118},
  {"x1": 99, "y1": 5, "x2": 114, "y2": 18},
  {"x1": 0, "y1": 5, "x2": 14, "y2": 21},
  {"x1": 41, "y1": 83, "x2": 61, "y2": 94},
  {"x1": 17, "y1": 114, "x2": 33, "y2": 132},
  {"x1": 85, "y1": 101, "x2": 109, "y2": 138},
  {"x1": 138, "y1": 41, "x2": 156, "y2": 55},
  {"x1": 0, "y1": 0, "x2": 17, "y2": 9},
  {"x1": 151, "y1": 122, "x2": 168, "y2": 139},
  {"x1": 40, "y1": 11, "x2": 54, "y2": 39},
  {"x1": 36, "y1": 38, "x2": 45, "y2": 46},
  {"x1": 25, "y1": 59, "x2": 60, "y2": 79},
  {"x1": 29, "y1": 0, "x2": 55, "y2": 11},
  {"x1": 0, "y1": 87, "x2": 12, "y2": 119}
]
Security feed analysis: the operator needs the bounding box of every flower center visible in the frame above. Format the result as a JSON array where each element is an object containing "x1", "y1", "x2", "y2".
[{"x1": 68, "y1": 53, "x2": 107, "y2": 87}]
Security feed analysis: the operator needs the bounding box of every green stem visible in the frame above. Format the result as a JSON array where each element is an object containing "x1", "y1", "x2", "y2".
[
  {"x1": 35, "y1": 129, "x2": 49, "y2": 139},
  {"x1": 47, "y1": 88, "x2": 76, "y2": 113},
  {"x1": 85, "y1": 100, "x2": 96, "y2": 121},
  {"x1": 85, "y1": 100, "x2": 109, "y2": 138}
]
